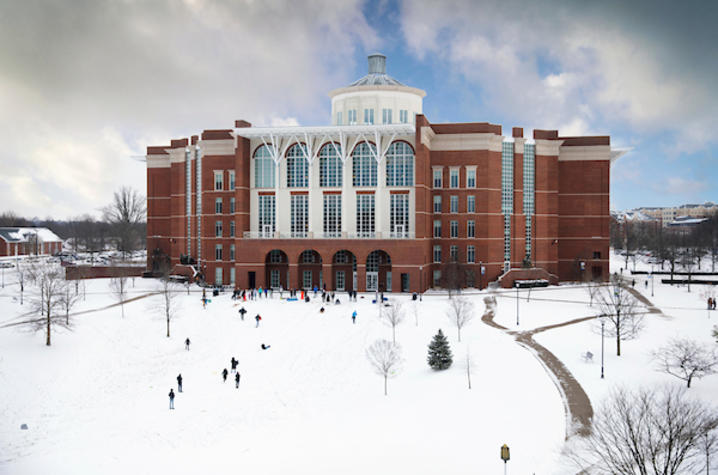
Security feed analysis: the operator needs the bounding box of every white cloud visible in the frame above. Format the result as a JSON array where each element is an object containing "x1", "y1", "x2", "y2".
[{"x1": 662, "y1": 177, "x2": 708, "y2": 195}]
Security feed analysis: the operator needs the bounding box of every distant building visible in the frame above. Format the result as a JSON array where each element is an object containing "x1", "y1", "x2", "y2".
[
  {"x1": 146, "y1": 54, "x2": 625, "y2": 291},
  {"x1": 0, "y1": 227, "x2": 63, "y2": 257},
  {"x1": 632, "y1": 202, "x2": 717, "y2": 227}
]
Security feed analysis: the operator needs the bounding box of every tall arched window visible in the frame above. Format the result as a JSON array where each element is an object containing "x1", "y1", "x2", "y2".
[
  {"x1": 386, "y1": 141, "x2": 414, "y2": 186},
  {"x1": 319, "y1": 143, "x2": 342, "y2": 187},
  {"x1": 286, "y1": 144, "x2": 309, "y2": 188},
  {"x1": 352, "y1": 142, "x2": 377, "y2": 187},
  {"x1": 254, "y1": 145, "x2": 275, "y2": 188}
]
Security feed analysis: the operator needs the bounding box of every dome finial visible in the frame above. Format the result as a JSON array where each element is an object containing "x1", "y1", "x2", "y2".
[{"x1": 368, "y1": 53, "x2": 386, "y2": 74}]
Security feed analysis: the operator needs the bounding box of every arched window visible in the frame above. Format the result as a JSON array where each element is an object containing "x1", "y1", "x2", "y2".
[
  {"x1": 352, "y1": 142, "x2": 377, "y2": 187},
  {"x1": 286, "y1": 144, "x2": 309, "y2": 188},
  {"x1": 319, "y1": 143, "x2": 342, "y2": 187},
  {"x1": 386, "y1": 141, "x2": 414, "y2": 186},
  {"x1": 254, "y1": 145, "x2": 275, "y2": 188}
]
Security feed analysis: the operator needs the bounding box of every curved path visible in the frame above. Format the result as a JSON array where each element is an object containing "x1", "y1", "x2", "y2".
[{"x1": 481, "y1": 296, "x2": 595, "y2": 437}]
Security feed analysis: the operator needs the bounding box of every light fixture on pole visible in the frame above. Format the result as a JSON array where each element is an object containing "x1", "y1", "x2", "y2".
[
  {"x1": 515, "y1": 282, "x2": 520, "y2": 326},
  {"x1": 601, "y1": 316, "x2": 605, "y2": 379},
  {"x1": 500, "y1": 444, "x2": 510, "y2": 475}
]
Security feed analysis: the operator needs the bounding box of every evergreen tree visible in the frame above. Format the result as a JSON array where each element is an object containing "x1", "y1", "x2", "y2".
[{"x1": 427, "y1": 329, "x2": 453, "y2": 370}]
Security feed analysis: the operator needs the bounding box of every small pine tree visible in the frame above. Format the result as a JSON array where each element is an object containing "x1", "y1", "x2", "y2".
[{"x1": 428, "y1": 329, "x2": 453, "y2": 370}]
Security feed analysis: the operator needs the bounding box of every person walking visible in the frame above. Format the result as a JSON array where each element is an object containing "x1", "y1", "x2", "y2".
[
  {"x1": 222, "y1": 368, "x2": 228, "y2": 382},
  {"x1": 255, "y1": 314, "x2": 261, "y2": 328},
  {"x1": 352, "y1": 310, "x2": 357, "y2": 324},
  {"x1": 177, "y1": 374, "x2": 183, "y2": 392},
  {"x1": 231, "y1": 357, "x2": 238, "y2": 373},
  {"x1": 169, "y1": 389, "x2": 175, "y2": 409},
  {"x1": 235, "y1": 371, "x2": 241, "y2": 388},
  {"x1": 239, "y1": 307, "x2": 247, "y2": 320},
  {"x1": 185, "y1": 338, "x2": 191, "y2": 350}
]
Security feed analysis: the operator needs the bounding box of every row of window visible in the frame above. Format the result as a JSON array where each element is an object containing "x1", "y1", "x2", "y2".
[
  {"x1": 434, "y1": 195, "x2": 476, "y2": 213},
  {"x1": 214, "y1": 197, "x2": 236, "y2": 214},
  {"x1": 214, "y1": 244, "x2": 236, "y2": 261},
  {"x1": 257, "y1": 194, "x2": 410, "y2": 237},
  {"x1": 336, "y1": 108, "x2": 410, "y2": 125},
  {"x1": 213, "y1": 170, "x2": 236, "y2": 191},
  {"x1": 433, "y1": 245, "x2": 477, "y2": 263},
  {"x1": 433, "y1": 167, "x2": 476, "y2": 189},
  {"x1": 213, "y1": 267, "x2": 236, "y2": 286},
  {"x1": 254, "y1": 142, "x2": 414, "y2": 189},
  {"x1": 433, "y1": 220, "x2": 475, "y2": 238},
  {"x1": 214, "y1": 220, "x2": 236, "y2": 237}
]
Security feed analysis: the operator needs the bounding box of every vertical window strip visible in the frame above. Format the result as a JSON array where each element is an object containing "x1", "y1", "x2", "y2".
[
  {"x1": 356, "y1": 194, "x2": 375, "y2": 237},
  {"x1": 195, "y1": 146, "x2": 202, "y2": 261},
  {"x1": 287, "y1": 144, "x2": 309, "y2": 188},
  {"x1": 352, "y1": 143, "x2": 377, "y2": 187},
  {"x1": 185, "y1": 148, "x2": 191, "y2": 256},
  {"x1": 258, "y1": 195, "x2": 276, "y2": 235},
  {"x1": 502, "y1": 142, "x2": 514, "y2": 264},
  {"x1": 523, "y1": 143, "x2": 535, "y2": 258},
  {"x1": 323, "y1": 194, "x2": 342, "y2": 237},
  {"x1": 386, "y1": 142, "x2": 414, "y2": 187},
  {"x1": 390, "y1": 194, "x2": 409, "y2": 236},
  {"x1": 290, "y1": 194, "x2": 309, "y2": 237},
  {"x1": 319, "y1": 144, "x2": 342, "y2": 187},
  {"x1": 254, "y1": 145, "x2": 275, "y2": 188}
]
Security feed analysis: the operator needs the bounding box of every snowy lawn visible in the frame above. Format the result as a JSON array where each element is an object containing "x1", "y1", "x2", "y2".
[{"x1": 0, "y1": 277, "x2": 565, "y2": 474}]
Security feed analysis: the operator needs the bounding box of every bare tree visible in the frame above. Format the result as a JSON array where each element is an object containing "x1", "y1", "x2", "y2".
[
  {"x1": 59, "y1": 278, "x2": 80, "y2": 325},
  {"x1": 379, "y1": 302, "x2": 405, "y2": 344},
  {"x1": 27, "y1": 262, "x2": 69, "y2": 346},
  {"x1": 17, "y1": 261, "x2": 27, "y2": 305},
  {"x1": 109, "y1": 274, "x2": 129, "y2": 318},
  {"x1": 653, "y1": 339, "x2": 718, "y2": 388},
  {"x1": 681, "y1": 249, "x2": 696, "y2": 293},
  {"x1": 465, "y1": 346, "x2": 475, "y2": 390},
  {"x1": 157, "y1": 276, "x2": 178, "y2": 338},
  {"x1": 583, "y1": 272, "x2": 600, "y2": 307},
  {"x1": 595, "y1": 276, "x2": 643, "y2": 356},
  {"x1": 365, "y1": 339, "x2": 403, "y2": 396},
  {"x1": 446, "y1": 297, "x2": 474, "y2": 342},
  {"x1": 102, "y1": 186, "x2": 146, "y2": 258},
  {"x1": 568, "y1": 385, "x2": 718, "y2": 475}
]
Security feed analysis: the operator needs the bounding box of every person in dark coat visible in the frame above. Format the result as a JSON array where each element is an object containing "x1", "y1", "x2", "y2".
[
  {"x1": 239, "y1": 307, "x2": 247, "y2": 320},
  {"x1": 177, "y1": 374, "x2": 183, "y2": 392},
  {"x1": 231, "y1": 357, "x2": 238, "y2": 372},
  {"x1": 255, "y1": 314, "x2": 261, "y2": 328},
  {"x1": 222, "y1": 368, "x2": 228, "y2": 382},
  {"x1": 169, "y1": 389, "x2": 175, "y2": 409},
  {"x1": 261, "y1": 343, "x2": 271, "y2": 350},
  {"x1": 185, "y1": 338, "x2": 191, "y2": 350},
  {"x1": 235, "y1": 371, "x2": 241, "y2": 388}
]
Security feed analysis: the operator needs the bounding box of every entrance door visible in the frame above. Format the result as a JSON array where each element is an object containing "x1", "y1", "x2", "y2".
[
  {"x1": 401, "y1": 273, "x2": 409, "y2": 292},
  {"x1": 262, "y1": 225, "x2": 272, "y2": 238},
  {"x1": 394, "y1": 225, "x2": 404, "y2": 238},
  {"x1": 336, "y1": 271, "x2": 345, "y2": 291},
  {"x1": 248, "y1": 271, "x2": 256, "y2": 289},
  {"x1": 366, "y1": 272, "x2": 378, "y2": 291}
]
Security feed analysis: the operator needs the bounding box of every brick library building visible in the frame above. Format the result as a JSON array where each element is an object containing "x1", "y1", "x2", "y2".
[{"x1": 146, "y1": 54, "x2": 622, "y2": 293}]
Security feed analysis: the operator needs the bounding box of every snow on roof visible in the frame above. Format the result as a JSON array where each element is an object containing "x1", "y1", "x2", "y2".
[{"x1": 0, "y1": 227, "x2": 62, "y2": 243}]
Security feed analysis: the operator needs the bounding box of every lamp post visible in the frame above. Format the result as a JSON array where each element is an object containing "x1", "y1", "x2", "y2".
[
  {"x1": 601, "y1": 317, "x2": 605, "y2": 379},
  {"x1": 500, "y1": 444, "x2": 510, "y2": 475},
  {"x1": 515, "y1": 282, "x2": 520, "y2": 326},
  {"x1": 419, "y1": 265, "x2": 422, "y2": 296},
  {"x1": 479, "y1": 260, "x2": 483, "y2": 290}
]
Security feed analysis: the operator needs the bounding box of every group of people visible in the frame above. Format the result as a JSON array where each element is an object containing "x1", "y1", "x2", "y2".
[
  {"x1": 708, "y1": 297, "x2": 717, "y2": 310},
  {"x1": 169, "y1": 340, "x2": 193, "y2": 408},
  {"x1": 232, "y1": 287, "x2": 273, "y2": 301}
]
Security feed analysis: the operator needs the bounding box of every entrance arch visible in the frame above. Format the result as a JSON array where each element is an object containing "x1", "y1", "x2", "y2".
[
  {"x1": 298, "y1": 249, "x2": 323, "y2": 290},
  {"x1": 366, "y1": 250, "x2": 392, "y2": 292},
  {"x1": 265, "y1": 249, "x2": 288, "y2": 289},
  {"x1": 332, "y1": 250, "x2": 357, "y2": 292}
]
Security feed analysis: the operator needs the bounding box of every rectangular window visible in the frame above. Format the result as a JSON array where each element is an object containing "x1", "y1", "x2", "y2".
[
  {"x1": 433, "y1": 168, "x2": 443, "y2": 188},
  {"x1": 303, "y1": 270, "x2": 312, "y2": 289},
  {"x1": 467, "y1": 195, "x2": 475, "y2": 213},
  {"x1": 229, "y1": 221, "x2": 235, "y2": 237},
  {"x1": 230, "y1": 197, "x2": 235, "y2": 214},
  {"x1": 215, "y1": 220, "x2": 222, "y2": 237},
  {"x1": 364, "y1": 108, "x2": 374, "y2": 124},
  {"x1": 336, "y1": 112, "x2": 342, "y2": 125},
  {"x1": 467, "y1": 220, "x2": 475, "y2": 238},
  {"x1": 348, "y1": 109, "x2": 357, "y2": 124},
  {"x1": 390, "y1": 194, "x2": 410, "y2": 237},
  {"x1": 450, "y1": 220, "x2": 458, "y2": 238},
  {"x1": 433, "y1": 270, "x2": 441, "y2": 287},
  {"x1": 335, "y1": 271, "x2": 345, "y2": 291},
  {"x1": 467, "y1": 245, "x2": 475, "y2": 263},
  {"x1": 230, "y1": 244, "x2": 235, "y2": 261},
  {"x1": 230, "y1": 268, "x2": 236, "y2": 285},
  {"x1": 467, "y1": 168, "x2": 476, "y2": 188},
  {"x1": 433, "y1": 195, "x2": 442, "y2": 213},
  {"x1": 399, "y1": 109, "x2": 408, "y2": 123},
  {"x1": 593, "y1": 251, "x2": 601, "y2": 259},
  {"x1": 356, "y1": 194, "x2": 375, "y2": 238},
  {"x1": 258, "y1": 195, "x2": 276, "y2": 236},
  {"x1": 433, "y1": 245, "x2": 442, "y2": 263},
  {"x1": 215, "y1": 244, "x2": 223, "y2": 261},
  {"x1": 450, "y1": 168, "x2": 459, "y2": 188},
  {"x1": 320, "y1": 149, "x2": 342, "y2": 187},
  {"x1": 450, "y1": 245, "x2": 458, "y2": 261},
  {"x1": 382, "y1": 108, "x2": 392, "y2": 124},
  {"x1": 215, "y1": 267, "x2": 223, "y2": 285},
  {"x1": 215, "y1": 198, "x2": 223, "y2": 214},
  {"x1": 214, "y1": 171, "x2": 223, "y2": 191},
  {"x1": 323, "y1": 194, "x2": 342, "y2": 238},
  {"x1": 228, "y1": 170, "x2": 235, "y2": 190},
  {"x1": 433, "y1": 220, "x2": 442, "y2": 238},
  {"x1": 270, "y1": 269, "x2": 280, "y2": 288},
  {"x1": 450, "y1": 195, "x2": 458, "y2": 213},
  {"x1": 291, "y1": 194, "x2": 309, "y2": 238}
]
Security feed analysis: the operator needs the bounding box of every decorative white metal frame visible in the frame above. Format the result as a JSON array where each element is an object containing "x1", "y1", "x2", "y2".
[{"x1": 237, "y1": 124, "x2": 414, "y2": 165}]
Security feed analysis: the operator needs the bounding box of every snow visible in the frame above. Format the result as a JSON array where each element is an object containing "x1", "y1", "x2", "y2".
[
  {"x1": 3, "y1": 251, "x2": 718, "y2": 473},
  {"x1": 0, "y1": 273, "x2": 565, "y2": 474}
]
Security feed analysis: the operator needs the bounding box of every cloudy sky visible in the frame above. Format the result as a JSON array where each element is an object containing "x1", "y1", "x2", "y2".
[{"x1": 1, "y1": 0, "x2": 715, "y2": 220}]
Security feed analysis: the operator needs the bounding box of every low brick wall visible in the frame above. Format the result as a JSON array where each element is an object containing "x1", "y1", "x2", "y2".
[
  {"x1": 498, "y1": 268, "x2": 559, "y2": 288},
  {"x1": 65, "y1": 265, "x2": 145, "y2": 280}
]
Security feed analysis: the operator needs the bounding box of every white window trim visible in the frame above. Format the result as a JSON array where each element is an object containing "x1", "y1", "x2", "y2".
[
  {"x1": 465, "y1": 166, "x2": 477, "y2": 188},
  {"x1": 432, "y1": 166, "x2": 443, "y2": 189},
  {"x1": 449, "y1": 167, "x2": 460, "y2": 189},
  {"x1": 214, "y1": 170, "x2": 224, "y2": 191}
]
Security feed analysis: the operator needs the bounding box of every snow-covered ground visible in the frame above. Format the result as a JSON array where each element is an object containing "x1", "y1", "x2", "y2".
[
  {"x1": 2, "y1": 251, "x2": 717, "y2": 474},
  {"x1": 0, "y1": 270, "x2": 565, "y2": 474}
]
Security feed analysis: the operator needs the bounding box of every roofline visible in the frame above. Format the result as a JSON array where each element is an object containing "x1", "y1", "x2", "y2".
[
  {"x1": 328, "y1": 84, "x2": 426, "y2": 99},
  {"x1": 235, "y1": 123, "x2": 415, "y2": 138}
]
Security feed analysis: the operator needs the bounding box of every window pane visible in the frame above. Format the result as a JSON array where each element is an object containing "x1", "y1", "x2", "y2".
[
  {"x1": 291, "y1": 195, "x2": 309, "y2": 237},
  {"x1": 319, "y1": 144, "x2": 342, "y2": 187},
  {"x1": 323, "y1": 194, "x2": 342, "y2": 237},
  {"x1": 356, "y1": 194, "x2": 375, "y2": 237},
  {"x1": 287, "y1": 144, "x2": 309, "y2": 188},
  {"x1": 254, "y1": 145, "x2": 276, "y2": 188},
  {"x1": 352, "y1": 143, "x2": 377, "y2": 187},
  {"x1": 386, "y1": 142, "x2": 414, "y2": 187}
]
